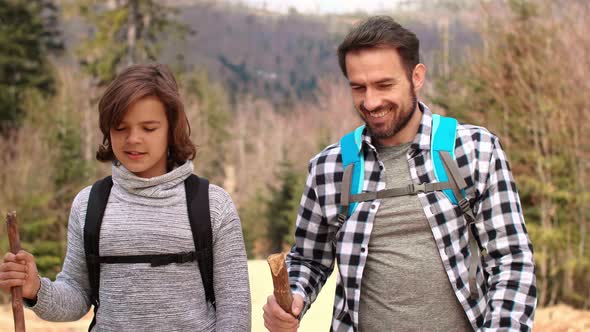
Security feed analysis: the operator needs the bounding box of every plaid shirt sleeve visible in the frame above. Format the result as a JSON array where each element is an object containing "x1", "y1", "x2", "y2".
[
  {"x1": 286, "y1": 148, "x2": 339, "y2": 315},
  {"x1": 476, "y1": 136, "x2": 537, "y2": 330}
]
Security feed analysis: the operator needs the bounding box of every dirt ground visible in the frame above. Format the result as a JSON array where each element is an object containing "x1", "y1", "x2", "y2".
[
  {"x1": 533, "y1": 305, "x2": 590, "y2": 332},
  {"x1": 1, "y1": 304, "x2": 589, "y2": 331},
  {"x1": 0, "y1": 304, "x2": 91, "y2": 332}
]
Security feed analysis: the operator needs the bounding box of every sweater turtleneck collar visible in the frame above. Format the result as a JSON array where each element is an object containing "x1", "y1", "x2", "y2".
[{"x1": 110, "y1": 160, "x2": 193, "y2": 204}]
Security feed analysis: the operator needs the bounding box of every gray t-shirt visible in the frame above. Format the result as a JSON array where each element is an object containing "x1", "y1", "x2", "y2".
[{"x1": 358, "y1": 143, "x2": 471, "y2": 331}]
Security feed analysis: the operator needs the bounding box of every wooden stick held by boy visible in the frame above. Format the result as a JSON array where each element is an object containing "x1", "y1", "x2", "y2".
[
  {"x1": 6, "y1": 211, "x2": 26, "y2": 332},
  {"x1": 267, "y1": 252, "x2": 294, "y2": 316}
]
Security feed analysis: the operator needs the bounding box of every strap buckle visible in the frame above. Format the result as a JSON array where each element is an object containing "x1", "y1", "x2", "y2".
[
  {"x1": 177, "y1": 251, "x2": 196, "y2": 264},
  {"x1": 408, "y1": 183, "x2": 426, "y2": 195}
]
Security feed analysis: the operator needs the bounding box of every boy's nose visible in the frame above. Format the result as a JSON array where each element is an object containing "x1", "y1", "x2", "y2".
[{"x1": 126, "y1": 130, "x2": 142, "y2": 144}]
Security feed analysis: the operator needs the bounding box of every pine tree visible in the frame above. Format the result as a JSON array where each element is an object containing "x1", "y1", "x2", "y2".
[
  {"x1": 266, "y1": 157, "x2": 304, "y2": 254},
  {"x1": 0, "y1": 0, "x2": 62, "y2": 132},
  {"x1": 77, "y1": 0, "x2": 192, "y2": 86}
]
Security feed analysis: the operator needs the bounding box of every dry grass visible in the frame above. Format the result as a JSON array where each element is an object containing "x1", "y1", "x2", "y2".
[{"x1": 533, "y1": 304, "x2": 590, "y2": 332}]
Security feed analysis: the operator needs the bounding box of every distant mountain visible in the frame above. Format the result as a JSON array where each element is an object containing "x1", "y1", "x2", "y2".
[
  {"x1": 61, "y1": 0, "x2": 480, "y2": 106},
  {"x1": 162, "y1": 2, "x2": 345, "y2": 106}
]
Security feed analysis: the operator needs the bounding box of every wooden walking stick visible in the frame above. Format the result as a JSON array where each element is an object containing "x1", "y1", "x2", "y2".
[
  {"x1": 6, "y1": 211, "x2": 26, "y2": 332},
  {"x1": 267, "y1": 252, "x2": 294, "y2": 316}
]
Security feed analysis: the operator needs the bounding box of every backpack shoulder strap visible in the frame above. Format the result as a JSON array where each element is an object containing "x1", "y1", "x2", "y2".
[
  {"x1": 431, "y1": 114, "x2": 465, "y2": 204},
  {"x1": 84, "y1": 175, "x2": 113, "y2": 331},
  {"x1": 432, "y1": 114, "x2": 481, "y2": 299},
  {"x1": 184, "y1": 174, "x2": 215, "y2": 309},
  {"x1": 338, "y1": 125, "x2": 365, "y2": 221}
]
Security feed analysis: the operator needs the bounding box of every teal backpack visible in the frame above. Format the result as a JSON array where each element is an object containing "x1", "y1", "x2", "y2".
[{"x1": 338, "y1": 114, "x2": 481, "y2": 299}]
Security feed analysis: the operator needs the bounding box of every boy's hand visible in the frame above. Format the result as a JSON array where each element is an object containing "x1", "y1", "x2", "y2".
[{"x1": 0, "y1": 250, "x2": 41, "y2": 300}]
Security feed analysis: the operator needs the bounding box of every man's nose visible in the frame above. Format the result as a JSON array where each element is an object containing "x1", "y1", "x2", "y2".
[{"x1": 363, "y1": 89, "x2": 381, "y2": 111}]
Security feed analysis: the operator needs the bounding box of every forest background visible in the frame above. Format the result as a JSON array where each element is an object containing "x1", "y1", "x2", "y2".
[{"x1": 0, "y1": 0, "x2": 588, "y2": 314}]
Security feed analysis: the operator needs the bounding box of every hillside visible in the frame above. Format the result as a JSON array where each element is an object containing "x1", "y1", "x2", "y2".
[{"x1": 59, "y1": 0, "x2": 480, "y2": 106}]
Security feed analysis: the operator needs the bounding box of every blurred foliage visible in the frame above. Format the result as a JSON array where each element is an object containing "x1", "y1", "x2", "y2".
[
  {"x1": 266, "y1": 156, "x2": 305, "y2": 254},
  {"x1": 0, "y1": 81, "x2": 93, "y2": 286},
  {"x1": 432, "y1": 0, "x2": 590, "y2": 308},
  {"x1": 181, "y1": 69, "x2": 232, "y2": 184},
  {"x1": 76, "y1": 0, "x2": 192, "y2": 86},
  {"x1": 0, "y1": 0, "x2": 62, "y2": 132}
]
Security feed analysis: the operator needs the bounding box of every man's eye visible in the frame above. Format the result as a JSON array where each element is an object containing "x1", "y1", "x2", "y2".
[{"x1": 379, "y1": 84, "x2": 392, "y2": 89}]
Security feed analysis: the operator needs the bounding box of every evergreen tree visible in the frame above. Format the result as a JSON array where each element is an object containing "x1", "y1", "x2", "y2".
[
  {"x1": 77, "y1": 0, "x2": 191, "y2": 86},
  {"x1": 0, "y1": 0, "x2": 62, "y2": 132},
  {"x1": 266, "y1": 157, "x2": 304, "y2": 254},
  {"x1": 239, "y1": 191, "x2": 267, "y2": 258}
]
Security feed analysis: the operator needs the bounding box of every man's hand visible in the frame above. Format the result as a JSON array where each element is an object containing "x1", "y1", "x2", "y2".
[
  {"x1": 263, "y1": 293, "x2": 304, "y2": 331},
  {"x1": 0, "y1": 250, "x2": 41, "y2": 300}
]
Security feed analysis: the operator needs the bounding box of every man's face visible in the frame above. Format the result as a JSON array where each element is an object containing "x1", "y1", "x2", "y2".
[{"x1": 345, "y1": 46, "x2": 419, "y2": 146}]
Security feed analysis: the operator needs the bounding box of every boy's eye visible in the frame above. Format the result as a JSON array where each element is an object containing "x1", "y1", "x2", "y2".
[
  {"x1": 114, "y1": 127, "x2": 126, "y2": 132},
  {"x1": 144, "y1": 127, "x2": 158, "y2": 132}
]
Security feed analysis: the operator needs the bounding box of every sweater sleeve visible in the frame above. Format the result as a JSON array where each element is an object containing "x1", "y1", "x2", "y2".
[
  {"x1": 209, "y1": 185, "x2": 251, "y2": 331},
  {"x1": 28, "y1": 187, "x2": 93, "y2": 321}
]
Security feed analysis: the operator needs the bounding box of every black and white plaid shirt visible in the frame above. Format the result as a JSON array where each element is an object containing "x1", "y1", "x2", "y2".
[{"x1": 287, "y1": 103, "x2": 537, "y2": 331}]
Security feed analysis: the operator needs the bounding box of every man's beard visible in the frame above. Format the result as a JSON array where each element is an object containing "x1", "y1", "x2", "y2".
[{"x1": 360, "y1": 85, "x2": 418, "y2": 141}]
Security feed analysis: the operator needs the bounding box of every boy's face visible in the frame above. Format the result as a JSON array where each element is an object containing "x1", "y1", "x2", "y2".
[{"x1": 110, "y1": 96, "x2": 169, "y2": 178}]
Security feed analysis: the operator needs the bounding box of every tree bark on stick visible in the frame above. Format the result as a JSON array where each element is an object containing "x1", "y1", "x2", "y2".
[
  {"x1": 267, "y1": 253, "x2": 294, "y2": 315},
  {"x1": 6, "y1": 211, "x2": 26, "y2": 332}
]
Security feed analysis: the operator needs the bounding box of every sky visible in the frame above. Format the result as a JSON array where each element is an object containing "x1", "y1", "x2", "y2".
[{"x1": 232, "y1": 0, "x2": 406, "y2": 15}]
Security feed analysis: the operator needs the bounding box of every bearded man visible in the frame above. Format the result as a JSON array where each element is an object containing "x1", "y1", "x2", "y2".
[{"x1": 263, "y1": 16, "x2": 537, "y2": 332}]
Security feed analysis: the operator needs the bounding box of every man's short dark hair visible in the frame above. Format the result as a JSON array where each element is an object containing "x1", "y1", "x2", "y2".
[{"x1": 337, "y1": 16, "x2": 420, "y2": 79}]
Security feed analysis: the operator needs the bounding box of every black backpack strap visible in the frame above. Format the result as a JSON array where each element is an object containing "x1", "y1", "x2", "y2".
[
  {"x1": 92, "y1": 251, "x2": 197, "y2": 266},
  {"x1": 84, "y1": 176, "x2": 113, "y2": 331},
  {"x1": 184, "y1": 174, "x2": 215, "y2": 309}
]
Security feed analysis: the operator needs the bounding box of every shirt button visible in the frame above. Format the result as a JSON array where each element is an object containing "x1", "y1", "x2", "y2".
[
  {"x1": 361, "y1": 247, "x2": 366, "y2": 253},
  {"x1": 371, "y1": 204, "x2": 377, "y2": 210}
]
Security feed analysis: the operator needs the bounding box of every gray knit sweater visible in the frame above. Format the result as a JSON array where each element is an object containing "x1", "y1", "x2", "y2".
[{"x1": 29, "y1": 161, "x2": 251, "y2": 331}]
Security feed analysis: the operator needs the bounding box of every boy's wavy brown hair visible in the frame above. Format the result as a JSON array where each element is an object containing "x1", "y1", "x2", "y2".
[{"x1": 96, "y1": 63, "x2": 196, "y2": 170}]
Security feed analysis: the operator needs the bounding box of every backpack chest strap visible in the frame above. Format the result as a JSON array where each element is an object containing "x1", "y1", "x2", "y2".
[
  {"x1": 87, "y1": 251, "x2": 199, "y2": 267},
  {"x1": 349, "y1": 181, "x2": 452, "y2": 203}
]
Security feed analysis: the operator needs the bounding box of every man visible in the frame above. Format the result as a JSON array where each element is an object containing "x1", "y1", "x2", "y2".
[{"x1": 263, "y1": 16, "x2": 536, "y2": 331}]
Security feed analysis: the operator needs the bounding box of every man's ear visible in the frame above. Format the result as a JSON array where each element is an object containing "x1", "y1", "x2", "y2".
[{"x1": 412, "y1": 63, "x2": 426, "y2": 93}]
